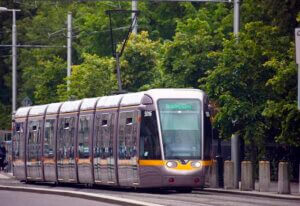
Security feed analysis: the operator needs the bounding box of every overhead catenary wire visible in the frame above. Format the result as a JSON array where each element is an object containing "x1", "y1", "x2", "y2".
[
  {"x1": 0, "y1": 21, "x2": 133, "y2": 51},
  {"x1": 0, "y1": 44, "x2": 66, "y2": 48},
  {"x1": 14, "y1": 0, "x2": 232, "y2": 3}
]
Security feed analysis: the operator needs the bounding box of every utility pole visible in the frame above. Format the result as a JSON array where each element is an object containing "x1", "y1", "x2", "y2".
[
  {"x1": 232, "y1": 0, "x2": 241, "y2": 189},
  {"x1": 233, "y1": 0, "x2": 240, "y2": 37},
  {"x1": 0, "y1": 7, "x2": 21, "y2": 114},
  {"x1": 295, "y1": 28, "x2": 300, "y2": 110},
  {"x1": 132, "y1": 0, "x2": 138, "y2": 34},
  {"x1": 67, "y1": 12, "x2": 72, "y2": 92},
  {"x1": 12, "y1": 10, "x2": 17, "y2": 113}
]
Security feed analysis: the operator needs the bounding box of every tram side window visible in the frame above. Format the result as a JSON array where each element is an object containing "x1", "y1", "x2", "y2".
[
  {"x1": 105, "y1": 113, "x2": 115, "y2": 158},
  {"x1": 203, "y1": 111, "x2": 212, "y2": 160},
  {"x1": 5, "y1": 133, "x2": 11, "y2": 141},
  {"x1": 139, "y1": 111, "x2": 161, "y2": 160},
  {"x1": 13, "y1": 122, "x2": 23, "y2": 159},
  {"x1": 44, "y1": 119, "x2": 55, "y2": 158},
  {"x1": 63, "y1": 117, "x2": 75, "y2": 159},
  {"x1": 110, "y1": 113, "x2": 115, "y2": 157},
  {"x1": 119, "y1": 111, "x2": 138, "y2": 160},
  {"x1": 95, "y1": 113, "x2": 114, "y2": 159},
  {"x1": 78, "y1": 115, "x2": 91, "y2": 158},
  {"x1": 57, "y1": 119, "x2": 65, "y2": 161},
  {"x1": 100, "y1": 114, "x2": 109, "y2": 159},
  {"x1": 28, "y1": 121, "x2": 41, "y2": 161},
  {"x1": 58, "y1": 117, "x2": 75, "y2": 160},
  {"x1": 28, "y1": 121, "x2": 35, "y2": 160},
  {"x1": 94, "y1": 114, "x2": 101, "y2": 158}
]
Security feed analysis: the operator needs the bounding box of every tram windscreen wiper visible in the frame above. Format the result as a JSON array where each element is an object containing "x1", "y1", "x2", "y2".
[
  {"x1": 172, "y1": 156, "x2": 192, "y2": 165},
  {"x1": 173, "y1": 156, "x2": 185, "y2": 161}
]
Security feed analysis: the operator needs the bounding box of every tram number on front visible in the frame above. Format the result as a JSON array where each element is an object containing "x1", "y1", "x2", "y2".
[{"x1": 144, "y1": 111, "x2": 152, "y2": 117}]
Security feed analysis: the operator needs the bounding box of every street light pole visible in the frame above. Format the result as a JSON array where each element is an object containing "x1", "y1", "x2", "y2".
[
  {"x1": 232, "y1": 0, "x2": 241, "y2": 189},
  {"x1": 233, "y1": 0, "x2": 240, "y2": 37},
  {"x1": 67, "y1": 12, "x2": 72, "y2": 92},
  {"x1": 132, "y1": 0, "x2": 138, "y2": 34},
  {"x1": 0, "y1": 7, "x2": 21, "y2": 114},
  {"x1": 12, "y1": 9, "x2": 17, "y2": 113},
  {"x1": 295, "y1": 28, "x2": 300, "y2": 110}
]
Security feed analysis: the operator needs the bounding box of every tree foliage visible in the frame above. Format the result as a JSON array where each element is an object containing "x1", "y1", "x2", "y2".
[
  {"x1": 57, "y1": 53, "x2": 117, "y2": 101},
  {"x1": 21, "y1": 55, "x2": 66, "y2": 104},
  {"x1": 157, "y1": 4, "x2": 231, "y2": 88},
  {"x1": 262, "y1": 45, "x2": 300, "y2": 146},
  {"x1": 204, "y1": 21, "x2": 294, "y2": 144},
  {"x1": 0, "y1": 1, "x2": 299, "y2": 151},
  {"x1": 120, "y1": 31, "x2": 161, "y2": 91}
]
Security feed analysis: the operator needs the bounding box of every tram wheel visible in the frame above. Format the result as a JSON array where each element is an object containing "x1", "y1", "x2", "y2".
[{"x1": 176, "y1": 187, "x2": 193, "y2": 193}]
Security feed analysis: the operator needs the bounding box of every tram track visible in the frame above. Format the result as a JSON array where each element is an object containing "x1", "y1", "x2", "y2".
[
  {"x1": 0, "y1": 180, "x2": 299, "y2": 206},
  {"x1": 93, "y1": 189, "x2": 299, "y2": 206},
  {"x1": 0, "y1": 184, "x2": 214, "y2": 206},
  {"x1": 0, "y1": 184, "x2": 162, "y2": 206}
]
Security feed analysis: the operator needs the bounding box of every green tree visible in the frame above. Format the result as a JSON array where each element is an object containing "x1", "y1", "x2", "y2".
[
  {"x1": 138, "y1": 2, "x2": 187, "y2": 40},
  {"x1": 204, "y1": 22, "x2": 293, "y2": 158},
  {"x1": 262, "y1": 44, "x2": 300, "y2": 147},
  {"x1": 241, "y1": 0, "x2": 300, "y2": 36},
  {"x1": 157, "y1": 3, "x2": 231, "y2": 88},
  {"x1": 0, "y1": 0, "x2": 22, "y2": 129},
  {"x1": 17, "y1": 2, "x2": 69, "y2": 104},
  {"x1": 0, "y1": 103, "x2": 11, "y2": 130},
  {"x1": 74, "y1": 1, "x2": 131, "y2": 57},
  {"x1": 21, "y1": 55, "x2": 66, "y2": 104},
  {"x1": 57, "y1": 53, "x2": 117, "y2": 100},
  {"x1": 120, "y1": 31, "x2": 161, "y2": 91}
]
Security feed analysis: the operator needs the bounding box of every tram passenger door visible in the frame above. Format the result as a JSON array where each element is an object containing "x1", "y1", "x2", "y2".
[
  {"x1": 93, "y1": 112, "x2": 116, "y2": 185},
  {"x1": 43, "y1": 119, "x2": 57, "y2": 182},
  {"x1": 27, "y1": 120, "x2": 43, "y2": 180},
  {"x1": 57, "y1": 117, "x2": 76, "y2": 182},
  {"x1": 77, "y1": 115, "x2": 93, "y2": 184},
  {"x1": 12, "y1": 122, "x2": 26, "y2": 180},
  {"x1": 117, "y1": 110, "x2": 140, "y2": 187}
]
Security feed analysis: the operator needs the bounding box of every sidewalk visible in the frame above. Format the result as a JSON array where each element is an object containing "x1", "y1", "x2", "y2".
[
  {"x1": 0, "y1": 172, "x2": 13, "y2": 179},
  {"x1": 205, "y1": 181, "x2": 300, "y2": 200},
  {"x1": 1, "y1": 173, "x2": 299, "y2": 201}
]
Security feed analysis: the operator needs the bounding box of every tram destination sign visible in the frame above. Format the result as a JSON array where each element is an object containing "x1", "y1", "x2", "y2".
[{"x1": 165, "y1": 103, "x2": 193, "y2": 111}]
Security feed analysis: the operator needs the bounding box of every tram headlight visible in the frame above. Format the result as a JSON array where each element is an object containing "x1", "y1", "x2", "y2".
[
  {"x1": 166, "y1": 161, "x2": 177, "y2": 168},
  {"x1": 191, "y1": 161, "x2": 201, "y2": 168}
]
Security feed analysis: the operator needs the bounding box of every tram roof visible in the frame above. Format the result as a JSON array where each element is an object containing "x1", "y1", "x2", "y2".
[
  {"x1": 46, "y1": 102, "x2": 63, "y2": 114},
  {"x1": 120, "y1": 92, "x2": 145, "y2": 106},
  {"x1": 29, "y1": 104, "x2": 48, "y2": 116},
  {"x1": 81, "y1": 97, "x2": 100, "y2": 111},
  {"x1": 15, "y1": 106, "x2": 31, "y2": 118},
  {"x1": 96, "y1": 95, "x2": 123, "y2": 109},
  {"x1": 60, "y1": 100, "x2": 82, "y2": 113},
  {"x1": 14, "y1": 89, "x2": 206, "y2": 117},
  {"x1": 145, "y1": 88, "x2": 205, "y2": 101}
]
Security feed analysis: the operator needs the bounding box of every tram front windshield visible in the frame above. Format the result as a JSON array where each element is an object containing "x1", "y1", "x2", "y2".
[{"x1": 158, "y1": 99, "x2": 201, "y2": 160}]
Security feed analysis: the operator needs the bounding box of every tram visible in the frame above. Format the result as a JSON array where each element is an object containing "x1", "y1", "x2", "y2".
[{"x1": 12, "y1": 89, "x2": 212, "y2": 190}]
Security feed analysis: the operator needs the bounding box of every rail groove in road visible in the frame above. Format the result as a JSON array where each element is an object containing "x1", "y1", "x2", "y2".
[
  {"x1": 204, "y1": 188, "x2": 300, "y2": 201},
  {"x1": 0, "y1": 185, "x2": 163, "y2": 206},
  {"x1": 0, "y1": 182, "x2": 299, "y2": 206}
]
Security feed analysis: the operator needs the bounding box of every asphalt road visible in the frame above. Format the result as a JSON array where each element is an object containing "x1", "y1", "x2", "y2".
[
  {"x1": 81, "y1": 188, "x2": 300, "y2": 206},
  {"x1": 0, "y1": 190, "x2": 119, "y2": 206},
  {"x1": 0, "y1": 178, "x2": 299, "y2": 206}
]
